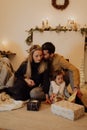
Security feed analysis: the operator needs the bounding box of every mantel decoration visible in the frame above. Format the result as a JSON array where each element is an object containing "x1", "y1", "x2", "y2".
[
  {"x1": 25, "y1": 20, "x2": 87, "y2": 45},
  {"x1": 51, "y1": 0, "x2": 69, "y2": 10}
]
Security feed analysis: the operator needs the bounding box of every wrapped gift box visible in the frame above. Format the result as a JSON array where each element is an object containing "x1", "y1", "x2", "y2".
[{"x1": 51, "y1": 100, "x2": 85, "y2": 120}]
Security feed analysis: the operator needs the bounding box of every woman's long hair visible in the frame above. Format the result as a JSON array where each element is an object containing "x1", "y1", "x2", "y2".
[{"x1": 25, "y1": 44, "x2": 47, "y2": 78}]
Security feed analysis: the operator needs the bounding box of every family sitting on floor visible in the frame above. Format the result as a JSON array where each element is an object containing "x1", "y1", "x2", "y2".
[{"x1": 0, "y1": 42, "x2": 87, "y2": 111}]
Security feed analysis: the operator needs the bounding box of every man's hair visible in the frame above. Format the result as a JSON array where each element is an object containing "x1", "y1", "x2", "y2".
[{"x1": 42, "y1": 42, "x2": 55, "y2": 54}]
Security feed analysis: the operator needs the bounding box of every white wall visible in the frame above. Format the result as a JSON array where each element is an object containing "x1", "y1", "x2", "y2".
[
  {"x1": 33, "y1": 31, "x2": 85, "y2": 69},
  {"x1": 0, "y1": 0, "x2": 87, "y2": 70}
]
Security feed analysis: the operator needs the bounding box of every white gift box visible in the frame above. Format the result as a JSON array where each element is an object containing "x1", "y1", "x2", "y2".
[{"x1": 51, "y1": 100, "x2": 85, "y2": 120}]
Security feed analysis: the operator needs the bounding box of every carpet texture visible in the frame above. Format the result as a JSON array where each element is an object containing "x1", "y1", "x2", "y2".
[
  {"x1": 0, "y1": 128, "x2": 9, "y2": 130},
  {"x1": 0, "y1": 102, "x2": 87, "y2": 130}
]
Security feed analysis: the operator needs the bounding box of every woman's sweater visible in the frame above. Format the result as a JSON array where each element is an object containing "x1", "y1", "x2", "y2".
[{"x1": 15, "y1": 61, "x2": 50, "y2": 94}]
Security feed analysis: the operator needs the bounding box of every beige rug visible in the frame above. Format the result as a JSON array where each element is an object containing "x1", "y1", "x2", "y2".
[
  {"x1": 0, "y1": 128, "x2": 9, "y2": 130},
  {"x1": 0, "y1": 102, "x2": 87, "y2": 130}
]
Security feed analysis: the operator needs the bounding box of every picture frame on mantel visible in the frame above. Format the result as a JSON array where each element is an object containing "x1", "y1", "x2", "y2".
[{"x1": 51, "y1": 0, "x2": 69, "y2": 10}]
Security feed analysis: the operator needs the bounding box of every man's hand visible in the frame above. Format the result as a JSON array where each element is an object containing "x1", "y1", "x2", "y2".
[{"x1": 74, "y1": 87, "x2": 83, "y2": 99}]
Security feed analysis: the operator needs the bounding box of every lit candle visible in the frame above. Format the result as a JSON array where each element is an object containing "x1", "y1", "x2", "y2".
[
  {"x1": 46, "y1": 19, "x2": 49, "y2": 29},
  {"x1": 42, "y1": 20, "x2": 45, "y2": 29},
  {"x1": 42, "y1": 20, "x2": 44, "y2": 26}
]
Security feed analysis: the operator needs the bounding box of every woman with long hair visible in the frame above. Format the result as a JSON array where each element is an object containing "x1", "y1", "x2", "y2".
[{"x1": 0, "y1": 45, "x2": 50, "y2": 103}]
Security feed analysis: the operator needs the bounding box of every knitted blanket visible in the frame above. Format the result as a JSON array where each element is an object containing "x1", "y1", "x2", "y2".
[{"x1": 0, "y1": 92, "x2": 24, "y2": 111}]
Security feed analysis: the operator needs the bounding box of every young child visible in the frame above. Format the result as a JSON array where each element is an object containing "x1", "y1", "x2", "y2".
[{"x1": 49, "y1": 69, "x2": 70, "y2": 103}]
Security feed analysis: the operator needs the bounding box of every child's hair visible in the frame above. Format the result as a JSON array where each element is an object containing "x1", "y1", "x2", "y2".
[{"x1": 52, "y1": 69, "x2": 64, "y2": 80}]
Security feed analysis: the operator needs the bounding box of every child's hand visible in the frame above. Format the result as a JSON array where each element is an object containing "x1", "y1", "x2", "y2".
[
  {"x1": 45, "y1": 99, "x2": 51, "y2": 104},
  {"x1": 50, "y1": 94, "x2": 56, "y2": 103},
  {"x1": 45, "y1": 94, "x2": 51, "y2": 104}
]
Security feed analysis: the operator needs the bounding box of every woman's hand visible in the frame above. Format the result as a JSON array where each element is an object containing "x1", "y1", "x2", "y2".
[{"x1": 25, "y1": 78, "x2": 35, "y2": 87}]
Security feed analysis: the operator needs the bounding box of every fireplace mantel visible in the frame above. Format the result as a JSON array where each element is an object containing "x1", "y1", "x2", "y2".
[{"x1": 25, "y1": 25, "x2": 87, "y2": 45}]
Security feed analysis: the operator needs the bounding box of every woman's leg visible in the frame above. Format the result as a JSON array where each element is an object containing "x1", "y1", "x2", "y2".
[
  {"x1": 0, "y1": 79, "x2": 31, "y2": 101},
  {"x1": 30, "y1": 86, "x2": 45, "y2": 101}
]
